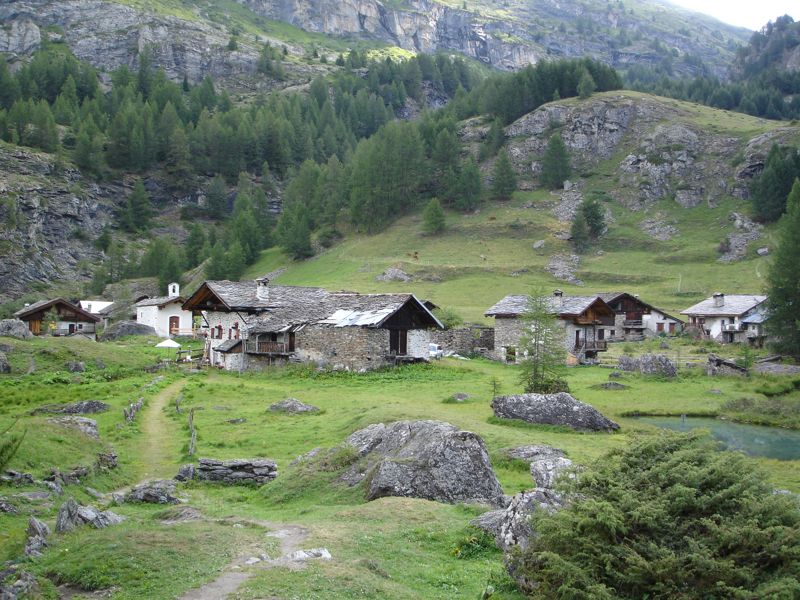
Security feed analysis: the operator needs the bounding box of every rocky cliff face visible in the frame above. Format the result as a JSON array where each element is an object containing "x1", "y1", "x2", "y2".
[
  {"x1": 0, "y1": 0, "x2": 275, "y2": 87},
  {"x1": 0, "y1": 144, "x2": 117, "y2": 302},
  {"x1": 502, "y1": 92, "x2": 800, "y2": 210},
  {"x1": 1, "y1": 0, "x2": 747, "y2": 80}
]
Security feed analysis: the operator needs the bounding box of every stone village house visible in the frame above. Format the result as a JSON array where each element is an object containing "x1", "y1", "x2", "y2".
[
  {"x1": 14, "y1": 298, "x2": 101, "y2": 338},
  {"x1": 681, "y1": 293, "x2": 767, "y2": 344},
  {"x1": 598, "y1": 292, "x2": 684, "y2": 339},
  {"x1": 485, "y1": 290, "x2": 616, "y2": 364},
  {"x1": 181, "y1": 277, "x2": 443, "y2": 371}
]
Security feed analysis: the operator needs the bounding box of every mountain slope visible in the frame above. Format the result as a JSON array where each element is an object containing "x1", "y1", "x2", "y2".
[{"x1": 241, "y1": 91, "x2": 800, "y2": 321}]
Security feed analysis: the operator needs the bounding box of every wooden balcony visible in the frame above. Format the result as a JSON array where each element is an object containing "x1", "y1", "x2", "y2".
[
  {"x1": 245, "y1": 341, "x2": 293, "y2": 355},
  {"x1": 573, "y1": 340, "x2": 608, "y2": 353},
  {"x1": 722, "y1": 324, "x2": 744, "y2": 332},
  {"x1": 623, "y1": 320, "x2": 644, "y2": 328}
]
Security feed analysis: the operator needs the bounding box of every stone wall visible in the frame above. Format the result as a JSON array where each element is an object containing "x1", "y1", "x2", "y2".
[
  {"x1": 196, "y1": 458, "x2": 278, "y2": 485},
  {"x1": 297, "y1": 325, "x2": 392, "y2": 371},
  {"x1": 430, "y1": 325, "x2": 495, "y2": 356}
]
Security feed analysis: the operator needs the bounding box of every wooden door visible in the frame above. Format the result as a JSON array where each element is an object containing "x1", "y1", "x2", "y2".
[
  {"x1": 169, "y1": 316, "x2": 180, "y2": 334},
  {"x1": 575, "y1": 330, "x2": 581, "y2": 348},
  {"x1": 68, "y1": 324, "x2": 75, "y2": 334},
  {"x1": 389, "y1": 329, "x2": 408, "y2": 355},
  {"x1": 30, "y1": 320, "x2": 41, "y2": 335},
  {"x1": 657, "y1": 322, "x2": 664, "y2": 333},
  {"x1": 669, "y1": 323, "x2": 676, "y2": 334}
]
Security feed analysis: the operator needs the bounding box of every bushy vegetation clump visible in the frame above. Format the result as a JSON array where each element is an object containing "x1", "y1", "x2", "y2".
[{"x1": 510, "y1": 431, "x2": 800, "y2": 599}]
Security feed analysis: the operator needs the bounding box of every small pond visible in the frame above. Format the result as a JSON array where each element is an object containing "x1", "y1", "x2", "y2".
[{"x1": 635, "y1": 416, "x2": 800, "y2": 461}]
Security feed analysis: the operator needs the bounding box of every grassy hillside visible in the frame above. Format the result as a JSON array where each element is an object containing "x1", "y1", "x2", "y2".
[{"x1": 1, "y1": 337, "x2": 798, "y2": 597}]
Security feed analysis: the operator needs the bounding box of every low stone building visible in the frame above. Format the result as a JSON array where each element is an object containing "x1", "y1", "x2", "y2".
[
  {"x1": 598, "y1": 292, "x2": 684, "y2": 340},
  {"x1": 485, "y1": 290, "x2": 615, "y2": 363},
  {"x1": 182, "y1": 278, "x2": 443, "y2": 371},
  {"x1": 14, "y1": 298, "x2": 100, "y2": 337},
  {"x1": 681, "y1": 293, "x2": 767, "y2": 343}
]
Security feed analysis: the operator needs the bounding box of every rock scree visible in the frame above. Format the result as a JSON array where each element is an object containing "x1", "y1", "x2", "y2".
[
  {"x1": 492, "y1": 393, "x2": 619, "y2": 432},
  {"x1": 33, "y1": 400, "x2": 110, "y2": 415},
  {"x1": 342, "y1": 420, "x2": 506, "y2": 507}
]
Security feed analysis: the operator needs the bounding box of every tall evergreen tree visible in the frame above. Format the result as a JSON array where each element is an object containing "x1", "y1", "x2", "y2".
[
  {"x1": 205, "y1": 174, "x2": 228, "y2": 219},
  {"x1": 540, "y1": 133, "x2": 572, "y2": 189},
  {"x1": 581, "y1": 197, "x2": 605, "y2": 238},
  {"x1": 422, "y1": 198, "x2": 446, "y2": 234},
  {"x1": 491, "y1": 149, "x2": 517, "y2": 201},
  {"x1": 751, "y1": 144, "x2": 800, "y2": 222},
  {"x1": 570, "y1": 209, "x2": 591, "y2": 253},
  {"x1": 765, "y1": 178, "x2": 800, "y2": 356},
  {"x1": 121, "y1": 179, "x2": 152, "y2": 232},
  {"x1": 519, "y1": 293, "x2": 568, "y2": 393},
  {"x1": 184, "y1": 223, "x2": 206, "y2": 269},
  {"x1": 454, "y1": 157, "x2": 483, "y2": 212},
  {"x1": 578, "y1": 69, "x2": 597, "y2": 99},
  {"x1": 480, "y1": 117, "x2": 505, "y2": 161}
]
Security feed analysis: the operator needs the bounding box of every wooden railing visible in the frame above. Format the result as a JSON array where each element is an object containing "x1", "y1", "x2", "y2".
[
  {"x1": 245, "y1": 341, "x2": 291, "y2": 354},
  {"x1": 574, "y1": 341, "x2": 608, "y2": 353},
  {"x1": 623, "y1": 320, "x2": 644, "y2": 328},
  {"x1": 722, "y1": 324, "x2": 744, "y2": 332}
]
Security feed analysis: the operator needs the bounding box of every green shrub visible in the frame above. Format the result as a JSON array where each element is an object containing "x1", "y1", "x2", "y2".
[
  {"x1": 450, "y1": 528, "x2": 497, "y2": 560},
  {"x1": 510, "y1": 431, "x2": 800, "y2": 599}
]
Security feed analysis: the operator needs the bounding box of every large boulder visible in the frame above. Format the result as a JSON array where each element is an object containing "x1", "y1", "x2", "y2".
[
  {"x1": 269, "y1": 398, "x2": 319, "y2": 414},
  {"x1": 343, "y1": 420, "x2": 506, "y2": 507},
  {"x1": 530, "y1": 457, "x2": 574, "y2": 489},
  {"x1": 126, "y1": 480, "x2": 180, "y2": 504},
  {"x1": 99, "y1": 320, "x2": 156, "y2": 341},
  {"x1": 505, "y1": 445, "x2": 565, "y2": 462},
  {"x1": 0, "y1": 319, "x2": 32, "y2": 339},
  {"x1": 491, "y1": 393, "x2": 619, "y2": 432},
  {"x1": 0, "y1": 351, "x2": 9, "y2": 374},
  {"x1": 618, "y1": 354, "x2": 677, "y2": 377}
]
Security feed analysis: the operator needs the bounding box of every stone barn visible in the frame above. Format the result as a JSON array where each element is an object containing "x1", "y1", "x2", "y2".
[{"x1": 182, "y1": 277, "x2": 443, "y2": 371}]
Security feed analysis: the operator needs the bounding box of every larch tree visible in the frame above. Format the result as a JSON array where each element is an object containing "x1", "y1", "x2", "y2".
[
  {"x1": 765, "y1": 177, "x2": 800, "y2": 356},
  {"x1": 518, "y1": 293, "x2": 568, "y2": 394},
  {"x1": 540, "y1": 133, "x2": 571, "y2": 190},
  {"x1": 491, "y1": 149, "x2": 517, "y2": 201}
]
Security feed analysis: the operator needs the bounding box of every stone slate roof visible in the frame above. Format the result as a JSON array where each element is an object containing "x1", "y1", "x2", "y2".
[
  {"x1": 681, "y1": 295, "x2": 766, "y2": 317},
  {"x1": 135, "y1": 296, "x2": 184, "y2": 308},
  {"x1": 188, "y1": 280, "x2": 443, "y2": 333},
  {"x1": 216, "y1": 338, "x2": 242, "y2": 353},
  {"x1": 485, "y1": 295, "x2": 601, "y2": 317},
  {"x1": 14, "y1": 298, "x2": 100, "y2": 322}
]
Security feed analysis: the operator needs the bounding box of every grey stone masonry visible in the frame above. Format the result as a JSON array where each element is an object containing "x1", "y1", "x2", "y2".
[{"x1": 196, "y1": 458, "x2": 278, "y2": 485}]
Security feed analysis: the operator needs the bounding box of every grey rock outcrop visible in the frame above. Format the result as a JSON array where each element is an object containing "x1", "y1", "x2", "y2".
[
  {"x1": 505, "y1": 445, "x2": 566, "y2": 463},
  {"x1": 99, "y1": 320, "x2": 156, "y2": 340},
  {"x1": 55, "y1": 498, "x2": 123, "y2": 532},
  {"x1": 618, "y1": 354, "x2": 677, "y2": 377},
  {"x1": 47, "y1": 416, "x2": 99, "y2": 439},
  {"x1": 24, "y1": 517, "x2": 50, "y2": 557},
  {"x1": 375, "y1": 267, "x2": 412, "y2": 283},
  {"x1": 0, "y1": 319, "x2": 32, "y2": 339},
  {"x1": 0, "y1": 567, "x2": 38, "y2": 600},
  {"x1": 269, "y1": 398, "x2": 320, "y2": 414},
  {"x1": 0, "y1": 498, "x2": 18, "y2": 514},
  {"x1": 0, "y1": 352, "x2": 9, "y2": 374},
  {"x1": 195, "y1": 458, "x2": 278, "y2": 486},
  {"x1": 530, "y1": 457, "x2": 573, "y2": 489},
  {"x1": 65, "y1": 361, "x2": 85, "y2": 373},
  {"x1": 343, "y1": 420, "x2": 505, "y2": 507},
  {"x1": 492, "y1": 393, "x2": 619, "y2": 432},
  {"x1": 33, "y1": 400, "x2": 110, "y2": 415},
  {"x1": 545, "y1": 254, "x2": 583, "y2": 285},
  {"x1": 126, "y1": 480, "x2": 180, "y2": 504}
]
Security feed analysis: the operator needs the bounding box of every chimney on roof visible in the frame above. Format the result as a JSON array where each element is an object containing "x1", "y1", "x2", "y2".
[
  {"x1": 168, "y1": 282, "x2": 180, "y2": 298},
  {"x1": 553, "y1": 289, "x2": 563, "y2": 307},
  {"x1": 713, "y1": 292, "x2": 724, "y2": 308},
  {"x1": 256, "y1": 277, "x2": 270, "y2": 302}
]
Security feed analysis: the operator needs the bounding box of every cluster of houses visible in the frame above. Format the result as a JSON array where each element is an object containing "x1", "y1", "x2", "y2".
[{"x1": 10, "y1": 277, "x2": 770, "y2": 372}]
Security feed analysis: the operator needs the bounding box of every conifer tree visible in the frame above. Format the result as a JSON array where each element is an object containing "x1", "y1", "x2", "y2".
[
  {"x1": 185, "y1": 224, "x2": 206, "y2": 269},
  {"x1": 206, "y1": 174, "x2": 228, "y2": 219},
  {"x1": 540, "y1": 133, "x2": 571, "y2": 189},
  {"x1": 480, "y1": 117, "x2": 505, "y2": 161},
  {"x1": 765, "y1": 178, "x2": 800, "y2": 356},
  {"x1": 570, "y1": 209, "x2": 590, "y2": 253},
  {"x1": 121, "y1": 179, "x2": 152, "y2": 232},
  {"x1": 581, "y1": 197, "x2": 605, "y2": 238},
  {"x1": 491, "y1": 149, "x2": 517, "y2": 201},
  {"x1": 578, "y1": 69, "x2": 597, "y2": 99},
  {"x1": 519, "y1": 293, "x2": 568, "y2": 393},
  {"x1": 422, "y1": 198, "x2": 446, "y2": 234},
  {"x1": 454, "y1": 157, "x2": 483, "y2": 212}
]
